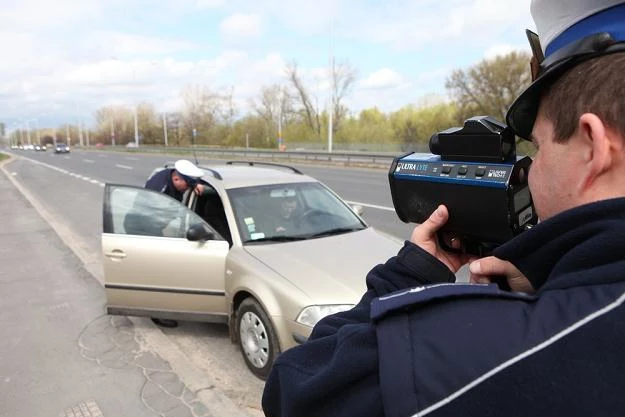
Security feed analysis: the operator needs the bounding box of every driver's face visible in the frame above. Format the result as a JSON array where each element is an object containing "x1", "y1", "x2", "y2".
[{"x1": 280, "y1": 199, "x2": 297, "y2": 219}]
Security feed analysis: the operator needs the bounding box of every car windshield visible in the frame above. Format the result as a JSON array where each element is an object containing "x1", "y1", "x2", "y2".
[{"x1": 228, "y1": 182, "x2": 366, "y2": 244}]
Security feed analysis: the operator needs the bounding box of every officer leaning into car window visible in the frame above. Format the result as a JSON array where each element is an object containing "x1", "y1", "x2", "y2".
[
  {"x1": 262, "y1": 1, "x2": 625, "y2": 416},
  {"x1": 145, "y1": 159, "x2": 208, "y2": 201}
]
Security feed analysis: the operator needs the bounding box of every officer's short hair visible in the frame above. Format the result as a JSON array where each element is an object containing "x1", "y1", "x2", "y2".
[{"x1": 540, "y1": 52, "x2": 625, "y2": 142}]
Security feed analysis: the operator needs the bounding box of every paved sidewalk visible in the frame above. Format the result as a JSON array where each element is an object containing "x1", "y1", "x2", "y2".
[{"x1": 0, "y1": 157, "x2": 252, "y2": 417}]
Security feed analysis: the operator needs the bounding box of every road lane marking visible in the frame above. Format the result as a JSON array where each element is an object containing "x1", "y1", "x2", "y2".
[
  {"x1": 83, "y1": 159, "x2": 95, "y2": 163},
  {"x1": 10, "y1": 155, "x2": 106, "y2": 187},
  {"x1": 116, "y1": 164, "x2": 133, "y2": 170},
  {"x1": 125, "y1": 157, "x2": 139, "y2": 161},
  {"x1": 345, "y1": 200, "x2": 395, "y2": 212}
]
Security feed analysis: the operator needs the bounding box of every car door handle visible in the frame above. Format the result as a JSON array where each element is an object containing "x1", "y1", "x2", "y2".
[{"x1": 104, "y1": 250, "x2": 127, "y2": 259}]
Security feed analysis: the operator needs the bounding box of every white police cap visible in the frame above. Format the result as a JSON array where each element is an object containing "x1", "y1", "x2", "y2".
[
  {"x1": 174, "y1": 159, "x2": 204, "y2": 178},
  {"x1": 506, "y1": 0, "x2": 625, "y2": 139}
]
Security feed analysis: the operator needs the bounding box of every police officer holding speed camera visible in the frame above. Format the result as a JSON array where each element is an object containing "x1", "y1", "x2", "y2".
[{"x1": 262, "y1": 1, "x2": 625, "y2": 416}]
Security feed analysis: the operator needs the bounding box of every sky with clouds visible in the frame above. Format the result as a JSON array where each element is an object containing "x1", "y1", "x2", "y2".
[{"x1": 1, "y1": 0, "x2": 535, "y2": 131}]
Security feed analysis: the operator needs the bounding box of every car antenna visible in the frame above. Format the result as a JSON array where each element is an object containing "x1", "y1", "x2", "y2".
[{"x1": 191, "y1": 127, "x2": 199, "y2": 165}]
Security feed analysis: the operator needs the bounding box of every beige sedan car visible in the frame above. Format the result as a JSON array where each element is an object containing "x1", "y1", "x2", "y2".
[{"x1": 102, "y1": 161, "x2": 402, "y2": 379}]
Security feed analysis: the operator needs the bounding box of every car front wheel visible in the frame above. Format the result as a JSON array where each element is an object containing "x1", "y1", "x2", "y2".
[{"x1": 236, "y1": 298, "x2": 280, "y2": 380}]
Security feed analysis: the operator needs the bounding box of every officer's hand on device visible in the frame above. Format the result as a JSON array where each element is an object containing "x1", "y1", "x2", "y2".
[
  {"x1": 410, "y1": 205, "x2": 472, "y2": 273},
  {"x1": 469, "y1": 257, "x2": 535, "y2": 294}
]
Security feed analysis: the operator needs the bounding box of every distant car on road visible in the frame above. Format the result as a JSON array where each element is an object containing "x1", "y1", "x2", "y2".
[
  {"x1": 95, "y1": 143, "x2": 104, "y2": 150},
  {"x1": 54, "y1": 144, "x2": 70, "y2": 154},
  {"x1": 102, "y1": 161, "x2": 402, "y2": 379}
]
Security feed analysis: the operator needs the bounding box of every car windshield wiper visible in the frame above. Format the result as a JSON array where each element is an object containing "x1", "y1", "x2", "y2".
[
  {"x1": 307, "y1": 227, "x2": 364, "y2": 238},
  {"x1": 244, "y1": 235, "x2": 309, "y2": 244}
]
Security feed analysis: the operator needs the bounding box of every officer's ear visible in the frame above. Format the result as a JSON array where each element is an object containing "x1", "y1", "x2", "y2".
[{"x1": 577, "y1": 113, "x2": 617, "y2": 192}]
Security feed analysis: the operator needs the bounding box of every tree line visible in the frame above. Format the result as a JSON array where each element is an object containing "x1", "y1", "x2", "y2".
[{"x1": 9, "y1": 51, "x2": 533, "y2": 153}]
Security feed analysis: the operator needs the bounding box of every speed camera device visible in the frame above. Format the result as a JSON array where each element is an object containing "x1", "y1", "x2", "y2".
[{"x1": 388, "y1": 116, "x2": 537, "y2": 256}]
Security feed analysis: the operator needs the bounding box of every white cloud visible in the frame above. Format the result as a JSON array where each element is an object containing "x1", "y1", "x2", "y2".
[
  {"x1": 360, "y1": 68, "x2": 404, "y2": 89},
  {"x1": 92, "y1": 32, "x2": 199, "y2": 58},
  {"x1": 195, "y1": 0, "x2": 224, "y2": 9},
  {"x1": 219, "y1": 13, "x2": 263, "y2": 38},
  {"x1": 342, "y1": 0, "x2": 533, "y2": 52},
  {"x1": 484, "y1": 43, "x2": 526, "y2": 59}
]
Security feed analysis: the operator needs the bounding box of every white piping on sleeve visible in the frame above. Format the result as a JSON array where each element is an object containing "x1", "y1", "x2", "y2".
[{"x1": 413, "y1": 289, "x2": 625, "y2": 416}]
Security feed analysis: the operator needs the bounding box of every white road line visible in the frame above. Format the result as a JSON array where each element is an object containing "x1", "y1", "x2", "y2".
[
  {"x1": 13, "y1": 155, "x2": 104, "y2": 187},
  {"x1": 116, "y1": 164, "x2": 133, "y2": 170},
  {"x1": 125, "y1": 157, "x2": 138, "y2": 161},
  {"x1": 345, "y1": 200, "x2": 395, "y2": 212},
  {"x1": 83, "y1": 159, "x2": 95, "y2": 163}
]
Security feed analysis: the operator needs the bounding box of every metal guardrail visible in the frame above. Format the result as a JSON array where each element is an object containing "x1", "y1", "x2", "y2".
[{"x1": 98, "y1": 145, "x2": 426, "y2": 168}]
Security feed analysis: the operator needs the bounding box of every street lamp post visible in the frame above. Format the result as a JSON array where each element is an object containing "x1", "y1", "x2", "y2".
[
  {"x1": 134, "y1": 105, "x2": 139, "y2": 147},
  {"x1": 162, "y1": 112, "x2": 168, "y2": 147},
  {"x1": 24, "y1": 120, "x2": 32, "y2": 145},
  {"x1": 34, "y1": 119, "x2": 40, "y2": 145}
]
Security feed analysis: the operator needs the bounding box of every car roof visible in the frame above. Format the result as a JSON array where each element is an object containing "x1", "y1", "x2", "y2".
[{"x1": 198, "y1": 162, "x2": 318, "y2": 190}]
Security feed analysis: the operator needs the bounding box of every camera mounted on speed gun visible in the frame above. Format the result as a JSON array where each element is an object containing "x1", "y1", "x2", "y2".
[{"x1": 388, "y1": 116, "x2": 538, "y2": 256}]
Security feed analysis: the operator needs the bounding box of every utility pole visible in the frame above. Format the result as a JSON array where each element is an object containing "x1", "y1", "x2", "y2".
[
  {"x1": 162, "y1": 112, "x2": 168, "y2": 146},
  {"x1": 35, "y1": 119, "x2": 40, "y2": 145},
  {"x1": 278, "y1": 87, "x2": 284, "y2": 151},
  {"x1": 327, "y1": 13, "x2": 335, "y2": 153},
  {"x1": 110, "y1": 118, "x2": 116, "y2": 146},
  {"x1": 25, "y1": 121, "x2": 31, "y2": 145},
  {"x1": 134, "y1": 106, "x2": 139, "y2": 147}
]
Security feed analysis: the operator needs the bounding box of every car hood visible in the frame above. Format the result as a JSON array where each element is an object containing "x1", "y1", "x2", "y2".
[{"x1": 244, "y1": 228, "x2": 403, "y2": 305}]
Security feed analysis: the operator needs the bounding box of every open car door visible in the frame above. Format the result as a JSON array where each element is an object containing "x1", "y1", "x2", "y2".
[{"x1": 102, "y1": 184, "x2": 230, "y2": 323}]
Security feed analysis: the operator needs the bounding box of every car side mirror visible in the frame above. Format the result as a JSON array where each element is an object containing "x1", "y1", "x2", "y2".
[
  {"x1": 351, "y1": 205, "x2": 364, "y2": 216},
  {"x1": 187, "y1": 223, "x2": 215, "y2": 241}
]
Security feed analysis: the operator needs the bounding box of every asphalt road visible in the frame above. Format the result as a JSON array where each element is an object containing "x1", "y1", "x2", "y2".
[{"x1": 4, "y1": 147, "x2": 468, "y2": 415}]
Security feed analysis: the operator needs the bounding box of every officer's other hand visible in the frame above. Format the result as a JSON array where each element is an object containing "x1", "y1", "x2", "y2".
[
  {"x1": 410, "y1": 205, "x2": 470, "y2": 273},
  {"x1": 469, "y1": 257, "x2": 535, "y2": 294},
  {"x1": 194, "y1": 184, "x2": 206, "y2": 195}
]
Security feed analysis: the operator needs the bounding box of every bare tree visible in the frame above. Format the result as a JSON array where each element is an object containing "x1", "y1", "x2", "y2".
[
  {"x1": 445, "y1": 51, "x2": 531, "y2": 122},
  {"x1": 330, "y1": 60, "x2": 357, "y2": 133},
  {"x1": 286, "y1": 60, "x2": 357, "y2": 139},
  {"x1": 285, "y1": 62, "x2": 322, "y2": 139},
  {"x1": 250, "y1": 84, "x2": 296, "y2": 144},
  {"x1": 180, "y1": 84, "x2": 225, "y2": 144}
]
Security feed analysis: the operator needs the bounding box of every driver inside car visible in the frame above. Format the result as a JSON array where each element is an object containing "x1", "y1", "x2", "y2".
[{"x1": 274, "y1": 195, "x2": 301, "y2": 233}]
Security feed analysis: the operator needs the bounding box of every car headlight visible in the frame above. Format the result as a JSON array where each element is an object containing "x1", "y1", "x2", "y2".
[{"x1": 296, "y1": 304, "x2": 354, "y2": 328}]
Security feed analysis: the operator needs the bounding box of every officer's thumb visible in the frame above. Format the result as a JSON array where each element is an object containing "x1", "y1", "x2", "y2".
[{"x1": 414, "y1": 205, "x2": 448, "y2": 241}]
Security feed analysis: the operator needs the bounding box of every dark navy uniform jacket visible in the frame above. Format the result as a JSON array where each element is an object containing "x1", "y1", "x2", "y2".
[
  {"x1": 262, "y1": 198, "x2": 625, "y2": 417},
  {"x1": 145, "y1": 168, "x2": 184, "y2": 201}
]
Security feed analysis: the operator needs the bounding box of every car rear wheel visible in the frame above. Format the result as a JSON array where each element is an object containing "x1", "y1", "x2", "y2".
[{"x1": 236, "y1": 298, "x2": 279, "y2": 380}]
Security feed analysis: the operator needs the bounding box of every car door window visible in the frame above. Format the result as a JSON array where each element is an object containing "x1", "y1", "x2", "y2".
[{"x1": 104, "y1": 185, "x2": 212, "y2": 238}]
